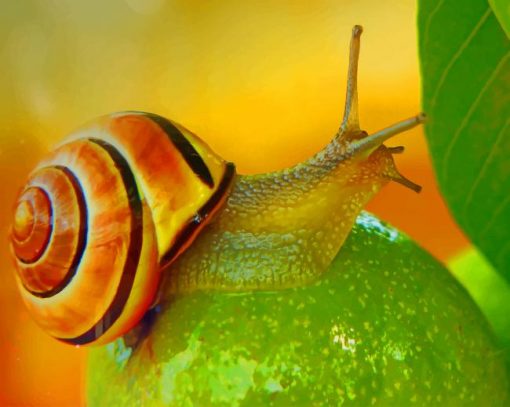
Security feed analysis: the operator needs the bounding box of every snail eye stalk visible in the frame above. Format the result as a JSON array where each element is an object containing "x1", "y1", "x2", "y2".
[{"x1": 335, "y1": 25, "x2": 425, "y2": 193}]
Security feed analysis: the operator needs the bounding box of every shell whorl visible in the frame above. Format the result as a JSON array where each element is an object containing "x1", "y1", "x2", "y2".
[{"x1": 10, "y1": 112, "x2": 234, "y2": 345}]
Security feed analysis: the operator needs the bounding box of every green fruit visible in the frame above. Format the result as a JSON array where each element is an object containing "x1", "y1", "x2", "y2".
[{"x1": 87, "y1": 213, "x2": 509, "y2": 405}]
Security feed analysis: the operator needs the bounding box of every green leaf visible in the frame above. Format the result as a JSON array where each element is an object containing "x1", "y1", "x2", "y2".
[
  {"x1": 490, "y1": 0, "x2": 510, "y2": 38},
  {"x1": 418, "y1": 0, "x2": 510, "y2": 280},
  {"x1": 449, "y1": 248, "x2": 510, "y2": 368},
  {"x1": 87, "y1": 213, "x2": 509, "y2": 406}
]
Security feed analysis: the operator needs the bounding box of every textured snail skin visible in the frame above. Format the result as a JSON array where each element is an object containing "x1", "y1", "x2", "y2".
[{"x1": 164, "y1": 142, "x2": 398, "y2": 294}]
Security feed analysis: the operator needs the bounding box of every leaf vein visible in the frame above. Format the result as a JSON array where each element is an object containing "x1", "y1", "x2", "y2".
[
  {"x1": 480, "y1": 194, "x2": 510, "y2": 240},
  {"x1": 429, "y1": 7, "x2": 491, "y2": 111},
  {"x1": 462, "y1": 118, "x2": 510, "y2": 226},
  {"x1": 497, "y1": 240, "x2": 510, "y2": 265},
  {"x1": 441, "y1": 50, "x2": 510, "y2": 181},
  {"x1": 422, "y1": 0, "x2": 446, "y2": 49}
]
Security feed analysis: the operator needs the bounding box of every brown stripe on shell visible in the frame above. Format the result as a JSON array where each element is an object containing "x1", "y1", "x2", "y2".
[
  {"x1": 160, "y1": 162, "x2": 235, "y2": 267},
  {"x1": 59, "y1": 138, "x2": 143, "y2": 345},
  {"x1": 144, "y1": 113, "x2": 215, "y2": 188}
]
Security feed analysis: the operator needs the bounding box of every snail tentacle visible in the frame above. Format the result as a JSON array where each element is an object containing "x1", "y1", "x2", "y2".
[
  {"x1": 348, "y1": 113, "x2": 426, "y2": 157},
  {"x1": 340, "y1": 25, "x2": 363, "y2": 133}
]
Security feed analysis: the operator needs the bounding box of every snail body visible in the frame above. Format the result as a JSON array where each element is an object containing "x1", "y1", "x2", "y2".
[{"x1": 9, "y1": 26, "x2": 424, "y2": 345}]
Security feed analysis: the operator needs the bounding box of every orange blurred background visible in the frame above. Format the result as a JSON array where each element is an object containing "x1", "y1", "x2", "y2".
[{"x1": 0, "y1": 1, "x2": 469, "y2": 405}]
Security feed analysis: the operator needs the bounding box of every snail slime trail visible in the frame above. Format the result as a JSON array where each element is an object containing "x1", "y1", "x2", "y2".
[
  {"x1": 9, "y1": 26, "x2": 424, "y2": 346},
  {"x1": 163, "y1": 26, "x2": 424, "y2": 294}
]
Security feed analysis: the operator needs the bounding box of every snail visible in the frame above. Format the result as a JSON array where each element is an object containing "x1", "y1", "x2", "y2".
[{"x1": 9, "y1": 26, "x2": 424, "y2": 346}]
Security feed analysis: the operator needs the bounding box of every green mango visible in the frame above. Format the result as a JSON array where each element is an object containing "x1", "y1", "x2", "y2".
[{"x1": 87, "y1": 213, "x2": 509, "y2": 405}]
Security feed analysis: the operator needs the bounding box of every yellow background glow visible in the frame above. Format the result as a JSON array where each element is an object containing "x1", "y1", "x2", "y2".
[{"x1": 0, "y1": 1, "x2": 468, "y2": 405}]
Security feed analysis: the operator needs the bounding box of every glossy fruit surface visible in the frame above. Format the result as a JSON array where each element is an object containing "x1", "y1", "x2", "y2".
[{"x1": 87, "y1": 213, "x2": 508, "y2": 406}]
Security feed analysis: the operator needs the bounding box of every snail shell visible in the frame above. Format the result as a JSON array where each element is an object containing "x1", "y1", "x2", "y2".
[{"x1": 10, "y1": 112, "x2": 235, "y2": 345}]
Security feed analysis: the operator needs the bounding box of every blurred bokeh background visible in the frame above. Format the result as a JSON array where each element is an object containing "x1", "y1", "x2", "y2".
[{"x1": 0, "y1": 1, "x2": 470, "y2": 405}]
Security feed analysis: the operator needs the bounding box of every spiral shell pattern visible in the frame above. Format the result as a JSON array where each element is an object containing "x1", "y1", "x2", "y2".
[{"x1": 10, "y1": 112, "x2": 235, "y2": 345}]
